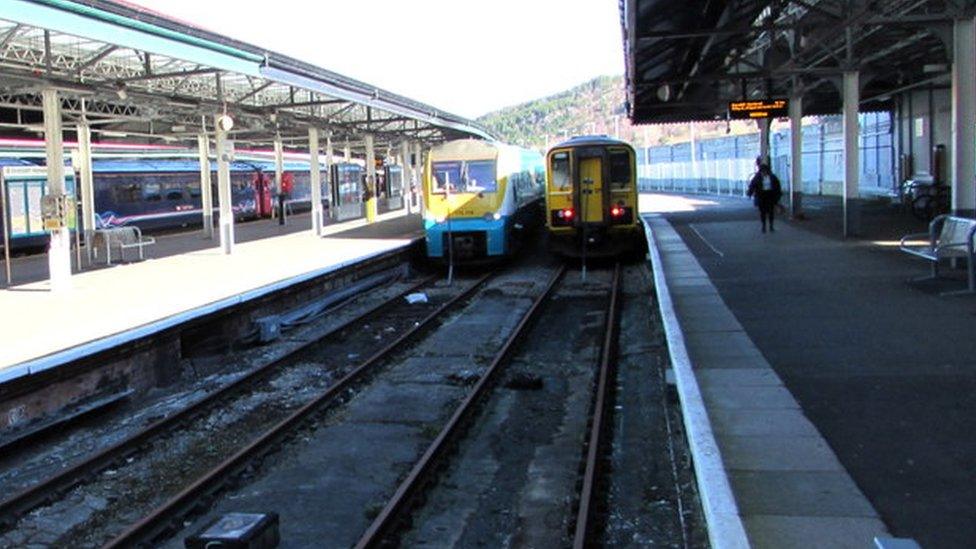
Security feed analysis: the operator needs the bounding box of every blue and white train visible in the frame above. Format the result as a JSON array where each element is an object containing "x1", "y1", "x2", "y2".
[{"x1": 422, "y1": 139, "x2": 544, "y2": 261}]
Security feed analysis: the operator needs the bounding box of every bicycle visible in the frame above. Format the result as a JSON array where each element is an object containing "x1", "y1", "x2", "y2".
[{"x1": 910, "y1": 184, "x2": 950, "y2": 222}]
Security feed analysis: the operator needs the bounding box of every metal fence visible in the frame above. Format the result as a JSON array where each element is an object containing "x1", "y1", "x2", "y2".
[{"x1": 636, "y1": 112, "x2": 895, "y2": 197}]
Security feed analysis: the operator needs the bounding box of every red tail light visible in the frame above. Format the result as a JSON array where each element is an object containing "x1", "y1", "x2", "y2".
[
  {"x1": 611, "y1": 206, "x2": 624, "y2": 217},
  {"x1": 559, "y1": 208, "x2": 574, "y2": 219}
]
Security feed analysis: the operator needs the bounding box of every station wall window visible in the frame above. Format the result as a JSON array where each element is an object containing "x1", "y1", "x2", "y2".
[
  {"x1": 609, "y1": 149, "x2": 632, "y2": 189},
  {"x1": 550, "y1": 152, "x2": 571, "y2": 191}
]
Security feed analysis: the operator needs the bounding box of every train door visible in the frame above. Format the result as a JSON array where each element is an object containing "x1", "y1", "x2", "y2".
[
  {"x1": 253, "y1": 172, "x2": 273, "y2": 217},
  {"x1": 578, "y1": 156, "x2": 605, "y2": 223}
]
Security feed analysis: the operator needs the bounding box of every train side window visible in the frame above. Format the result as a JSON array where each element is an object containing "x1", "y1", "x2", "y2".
[
  {"x1": 113, "y1": 182, "x2": 142, "y2": 203},
  {"x1": 609, "y1": 150, "x2": 632, "y2": 189},
  {"x1": 188, "y1": 181, "x2": 202, "y2": 198},
  {"x1": 550, "y1": 152, "x2": 571, "y2": 191},
  {"x1": 164, "y1": 181, "x2": 185, "y2": 201}
]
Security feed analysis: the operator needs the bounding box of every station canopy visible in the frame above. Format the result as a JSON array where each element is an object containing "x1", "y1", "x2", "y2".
[
  {"x1": 0, "y1": 0, "x2": 492, "y2": 153},
  {"x1": 620, "y1": 0, "x2": 976, "y2": 124}
]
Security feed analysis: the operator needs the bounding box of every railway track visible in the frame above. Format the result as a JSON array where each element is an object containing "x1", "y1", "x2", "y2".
[
  {"x1": 354, "y1": 263, "x2": 622, "y2": 548},
  {"x1": 0, "y1": 271, "x2": 495, "y2": 547}
]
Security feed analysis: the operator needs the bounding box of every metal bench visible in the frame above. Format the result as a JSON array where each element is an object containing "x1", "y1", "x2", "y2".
[
  {"x1": 93, "y1": 226, "x2": 156, "y2": 265},
  {"x1": 899, "y1": 214, "x2": 976, "y2": 295}
]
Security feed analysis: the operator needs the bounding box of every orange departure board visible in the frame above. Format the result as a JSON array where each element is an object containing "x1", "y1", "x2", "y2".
[{"x1": 728, "y1": 99, "x2": 789, "y2": 119}]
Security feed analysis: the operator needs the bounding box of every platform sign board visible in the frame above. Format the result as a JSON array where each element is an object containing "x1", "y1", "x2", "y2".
[
  {"x1": 728, "y1": 99, "x2": 789, "y2": 120},
  {"x1": 1, "y1": 166, "x2": 77, "y2": 237}
]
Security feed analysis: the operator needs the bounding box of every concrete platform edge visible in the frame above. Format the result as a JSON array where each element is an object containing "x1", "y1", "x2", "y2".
[
  {"x1": 3, "y1": 237, "x2": 421, "y2": 384},
  {"x1": 642, "y1": 215, "x2": 751, "y2": 549}
]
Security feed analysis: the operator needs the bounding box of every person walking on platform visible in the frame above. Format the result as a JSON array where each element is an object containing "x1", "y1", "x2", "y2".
[{"x1": 747, "y1": 162, "x2": 783, "y2": 233}]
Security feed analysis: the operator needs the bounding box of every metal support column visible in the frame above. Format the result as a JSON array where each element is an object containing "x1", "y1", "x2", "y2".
[
  {"x1": 952, "y1": 17, "x2": 976, "y2": 217},
  {"x1": 843, "y1": 70, "x2": 861, "y2": 237},
  {"x1": 413, "y1": 142, "x2": 423, "y2": 213},
  {"x1": 759, "y1": 119, "x2": 771, "y2": 165},
  {"x1": 789, "y1": 94, "x2": 803, "y2": 217},
  {"x1": 326, "y1": 133, "x2": 335, "y2": 220},
  {"x1": 42, "y1": 88, "x2": 71, "y2": 290},
  {"x1": 77, "y1": 123, "x2": 96, "y2": 265},
  {"x1": 215, "y1": 114, "x2": 234, "y2": 254},
  {"x1": 365, "y1": 134, "x2": 377, "y2": 223},
  {"x1": 308, "y1": 127, "x2": 324, "y2": 236},
  {"x1": 197, "y1": 134, "x2": 214, "y2": 239},
  {"x1": 274, "y1": 135, "x2": 285, "y2": 225},
  {"x1": 400, "y1": 140, "x2": 412, "y2": 213}
]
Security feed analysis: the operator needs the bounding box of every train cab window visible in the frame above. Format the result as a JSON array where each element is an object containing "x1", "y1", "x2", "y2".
[
  {"x1": 466, "y1": 160, "x2": 496, "y2": 192},
  {"x1": 609, "y1": 150, "x2": 632, "y2": 189},
  {"x1": 550, "y1": 152, "x2": 571, "y2": 191},
  {"x1": 188, "y1": 182, "x2": 202, "y2": 198},
  {"x1": 432, "y1": 161, "x2": 462, "y2": 192}
]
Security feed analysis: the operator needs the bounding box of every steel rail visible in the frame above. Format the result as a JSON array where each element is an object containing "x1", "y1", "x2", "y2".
[
  {"x1": 573, "y1": 262, "x2": 622, "y2": 548},
  {"x1": 106, "y1": 271, "x2": 496, "y2": 548},
  {"x1": 355, "y1": 265, "x2": 567, "y2": 549},
  {"x1": 0, "y1": 273, "x2": 435, "y2": 528}
]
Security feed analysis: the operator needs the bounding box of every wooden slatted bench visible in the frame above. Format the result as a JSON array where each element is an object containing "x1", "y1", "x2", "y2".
[{"x1": 899, "y1": 214, "x2": 976, "y2": 295}]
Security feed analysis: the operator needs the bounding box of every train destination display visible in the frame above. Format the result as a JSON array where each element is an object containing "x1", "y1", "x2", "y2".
[{"x1": 728, "y1": 99, "x2": 789, "y2": 119}]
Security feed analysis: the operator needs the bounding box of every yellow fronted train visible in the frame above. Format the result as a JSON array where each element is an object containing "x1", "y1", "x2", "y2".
[
  {"x1": 545, "y1": 135, "x2": 645, "y2": 258},
  {"x1": 423, "y1": 139, "x2": 544, "y2": 261}
]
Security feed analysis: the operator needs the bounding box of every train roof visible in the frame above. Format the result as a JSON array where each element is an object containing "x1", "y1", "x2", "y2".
[
  {"x1": 88, "y1": 158, "x2": 312, "y2": 173},
  {"x1": 550, "y1": 135, "x2": 633, "y2": 149}
]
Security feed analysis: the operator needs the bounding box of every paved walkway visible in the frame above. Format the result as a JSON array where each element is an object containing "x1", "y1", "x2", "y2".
[
  {"x1": 0, "y1": 209, "x2": 422, "y2": 378},
  {"x1": 642, "y1": 192, "x2": 976, "y2": 548}
]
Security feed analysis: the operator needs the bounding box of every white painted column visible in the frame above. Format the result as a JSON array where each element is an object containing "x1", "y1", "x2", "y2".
[
  {"x1": 952, "y1": 17, "x2": 976, "y2": 216},
  {"x1": 689, "y1": 122, "x2": 698, "y2": 191},
  {"x1": 214, "y1": 114, "x2": 234, "y2": 254},
  {"x1": 789, "y1": 95, "x2": 803, "y2": 217},
  {"x1": 365, "y1": 134, "x2": 377, "y2": 222},
  {"x1": 42, "y1": 89, "x2": 71, "y2": 290},
  {"x1": 400, "y1": 140, "x2": 411, "y2": 213},
  {"x1": 308, "y1": 127, "x2": 324, "y2": 236},
  {"x1": 343, "y1": 142, "x2": 351, "y2": 162},
  {"x1": 326, "y1": 133, "x2": 336, "y2": 220},
  {"x1": 76, "y1": 123, "x2": 96, "y2": 264},
  {"x1": 274, "y1": 134, "x2": 285, "y2": 224},
  {"x1": 197, "y1": 134, "x2": 214, "y2": 239},
  {"x1": 842, "y1": 70, "x2": 860, "y2": 237}
]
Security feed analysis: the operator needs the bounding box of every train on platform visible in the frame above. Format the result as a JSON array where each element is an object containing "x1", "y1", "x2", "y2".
[
  {"x1": 422, "y1": 139, "x2": 544, "y2": 261},
  {"x1": 0, "y1": 140, "x2": 403, "y2": 252},
  {"x1": 544, "y1": 135, "x2": 645, "y2": 258}
]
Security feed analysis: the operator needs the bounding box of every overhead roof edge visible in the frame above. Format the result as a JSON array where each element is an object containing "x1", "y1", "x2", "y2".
[{"x1": 21, "y1": 0, "x2": 492, "y2": 140}]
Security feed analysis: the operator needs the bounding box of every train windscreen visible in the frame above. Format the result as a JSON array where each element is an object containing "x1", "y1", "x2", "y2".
[
  {"x1": 432, "y1": 160, "x2": 496, "y2": 193},
  {"x1": 550, "y1": 152, "x2": 571, "y2": 192}
]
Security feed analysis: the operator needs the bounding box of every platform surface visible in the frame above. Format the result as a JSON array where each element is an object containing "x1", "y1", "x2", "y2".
[
  {"x1": 0, "y1": 210, "x2": 423, "y2": 378},
  {"x1": 642, "y1": 192, "x2": 975, "y2": 548}
]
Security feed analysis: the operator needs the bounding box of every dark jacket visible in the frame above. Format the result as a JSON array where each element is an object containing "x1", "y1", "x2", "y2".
[{"x1": 747, "y1": 170, "x2": 783, "y2": 206}]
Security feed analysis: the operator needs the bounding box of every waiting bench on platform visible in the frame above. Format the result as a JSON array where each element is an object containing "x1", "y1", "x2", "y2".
[
  {"x1": 899, "y1": 214, "x2": 976, "y2": 295},
  {"x1": 93, "y1": 226, "x2": 156, "y2": 265}
]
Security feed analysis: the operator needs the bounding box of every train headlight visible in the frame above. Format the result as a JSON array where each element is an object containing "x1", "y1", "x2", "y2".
[
  {"x1": 484, "y1": 212, "x2": 502, "y2": 222},
  {"x1": 435, "y1": 215, "x2": 447, "y2": 224}
]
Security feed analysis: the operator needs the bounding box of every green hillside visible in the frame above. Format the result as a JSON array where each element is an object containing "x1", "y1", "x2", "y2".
[{"x1": 476, "y1": 75, "x2": 760, "y2": 151}]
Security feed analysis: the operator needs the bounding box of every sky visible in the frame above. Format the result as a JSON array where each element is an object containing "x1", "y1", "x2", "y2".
[{"x1": 125, "y1": 0, "x2": 625, "y2": 119}]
